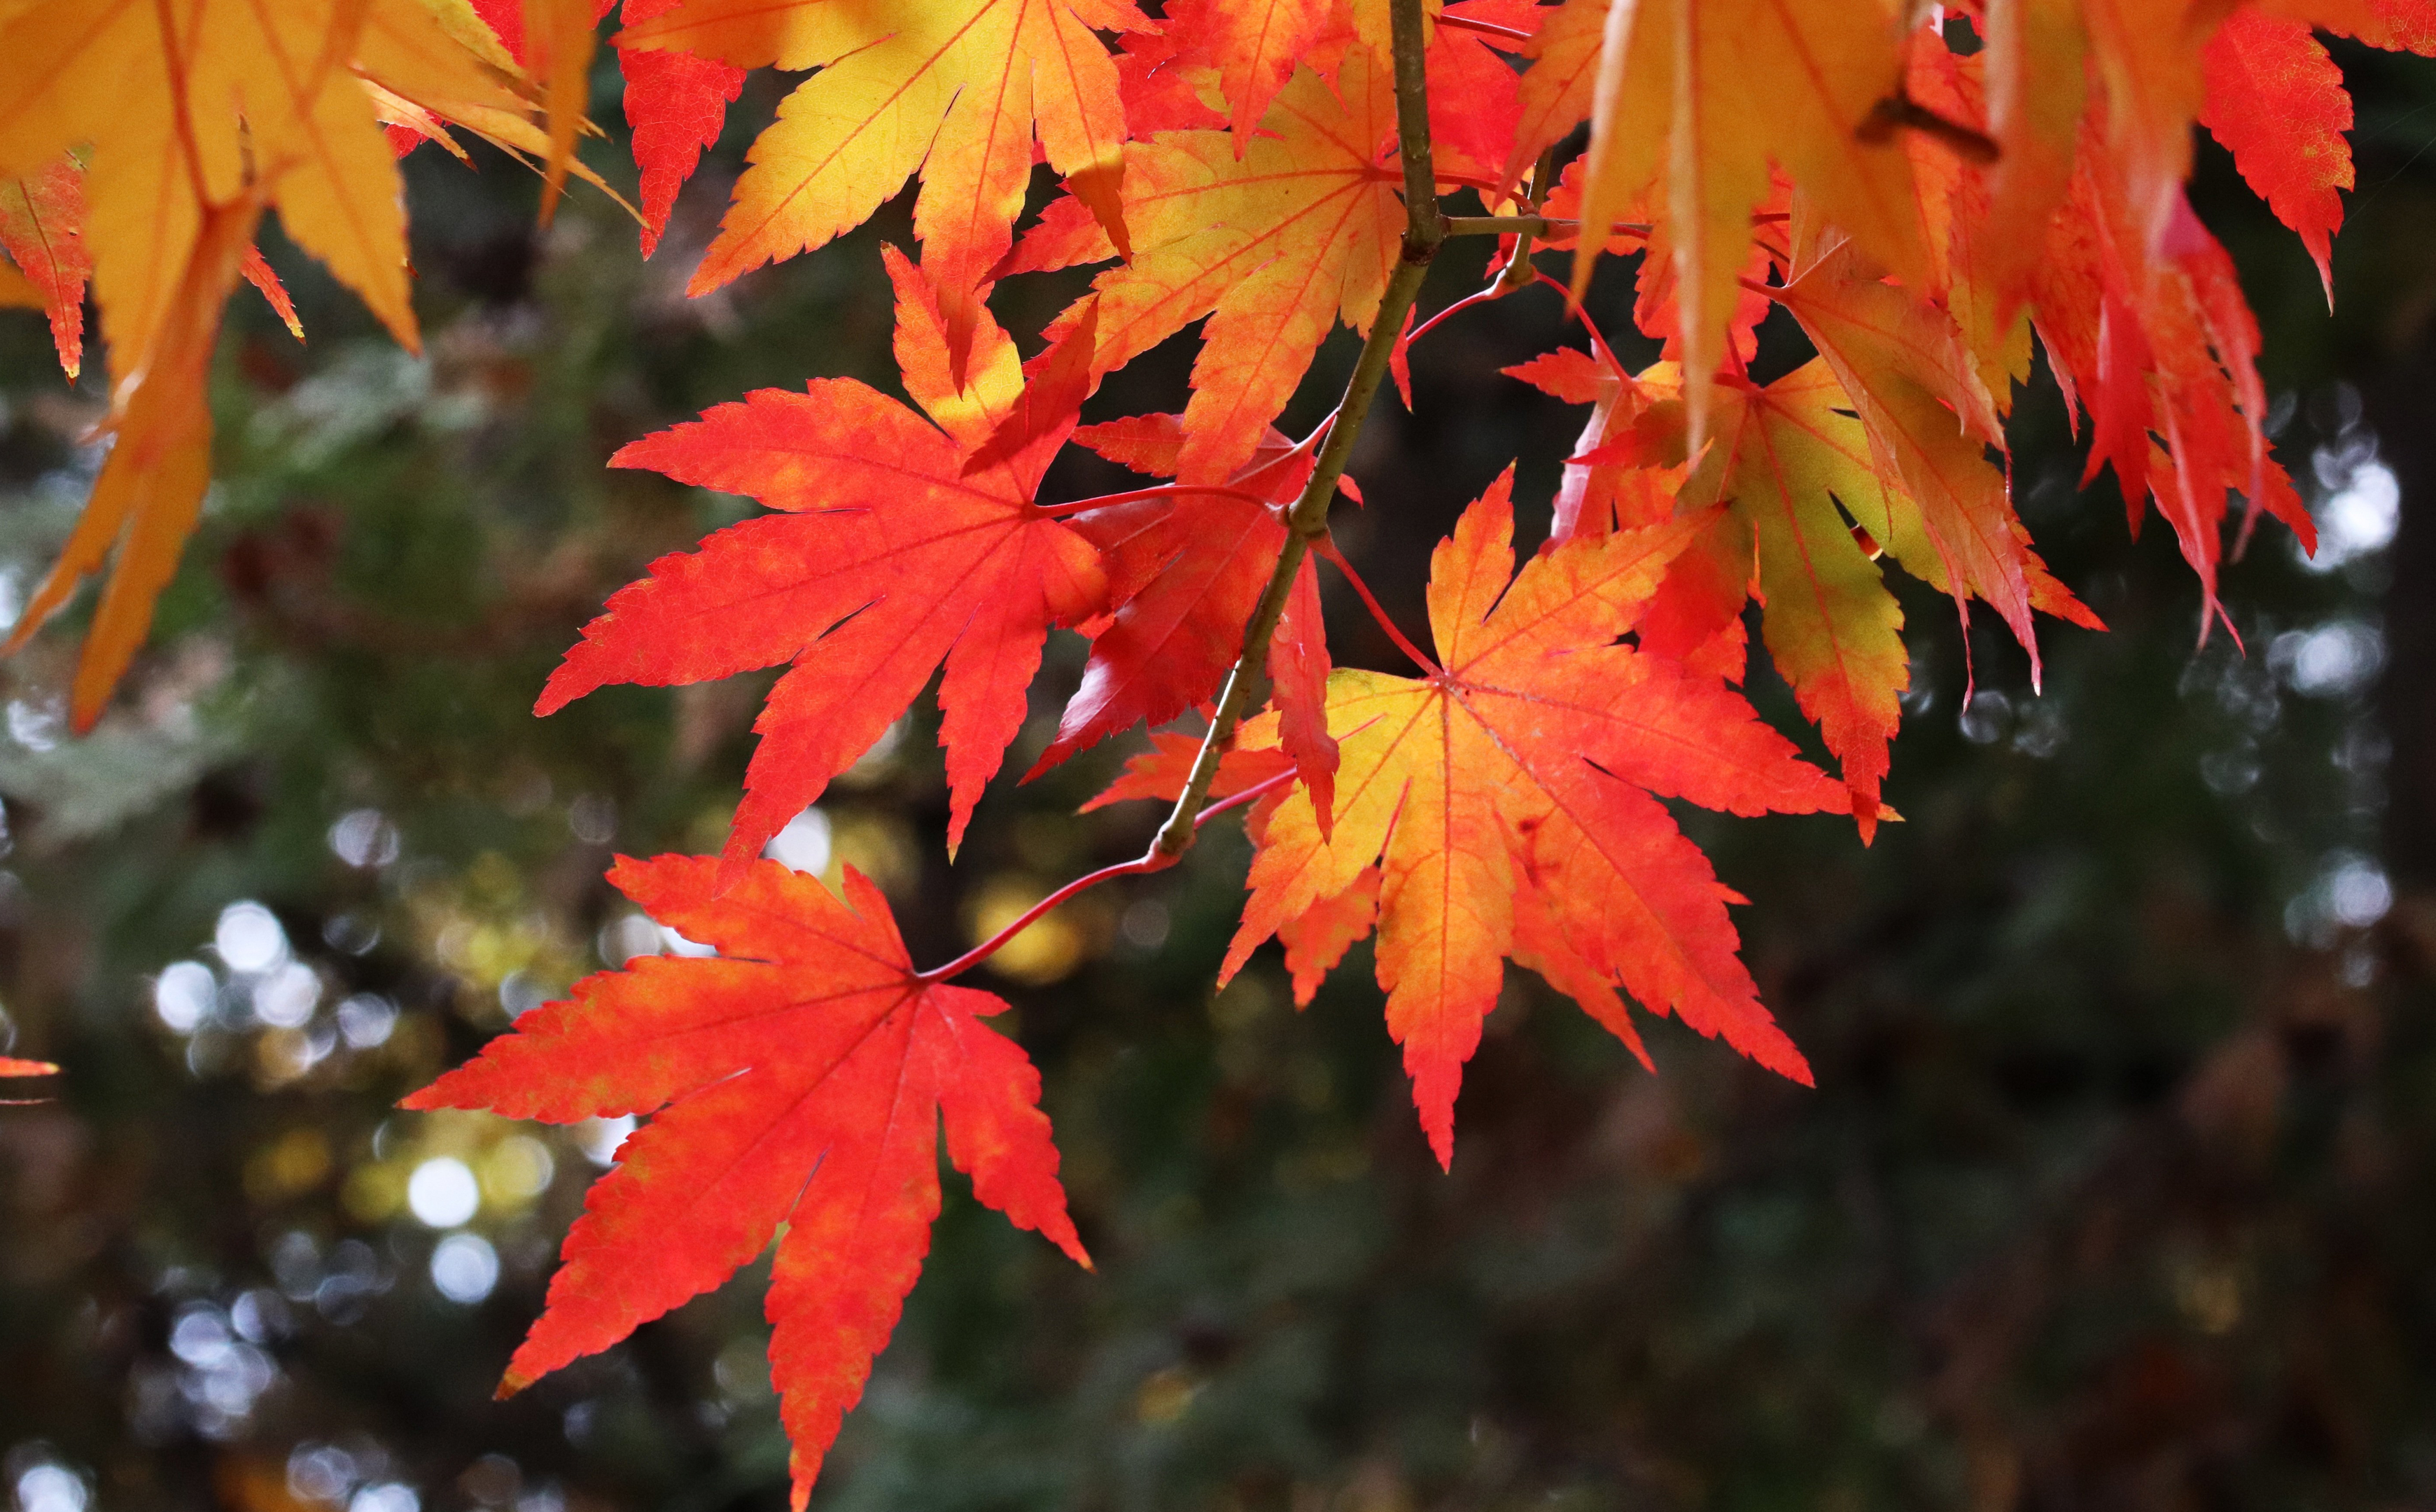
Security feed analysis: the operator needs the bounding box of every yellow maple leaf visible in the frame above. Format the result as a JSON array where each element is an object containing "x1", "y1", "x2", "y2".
[
  {"x1": 622, "y1": 0, "x2": 1141, "y2": 371},
  {"x1": 0, "y1": 0, "x2": 533, "y2": 726}
]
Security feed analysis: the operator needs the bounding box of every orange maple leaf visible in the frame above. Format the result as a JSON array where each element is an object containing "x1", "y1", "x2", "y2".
[
  {"x1": 0, "y1": 157, "x2": 88, "y2": 379},
  {"x1": 407, "y1": 857, "x2": 1088, "y2": 1511},
  {"x1": 1202, "y1": 470, "x2": 1846, "y2": 1166},
  {"x1": 1772, "y1": 241, "x2": 2100, "y2": 686}
]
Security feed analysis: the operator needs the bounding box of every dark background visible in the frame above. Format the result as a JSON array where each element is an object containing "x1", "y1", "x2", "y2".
[{"x1": 4, "y1": 27, "x2": 2436, "y2": 1512}]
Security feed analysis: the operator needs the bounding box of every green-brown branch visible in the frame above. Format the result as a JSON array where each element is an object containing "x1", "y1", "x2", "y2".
[{"x1": 1143, "y1": 0, "x2": 1447, "y2": 864}]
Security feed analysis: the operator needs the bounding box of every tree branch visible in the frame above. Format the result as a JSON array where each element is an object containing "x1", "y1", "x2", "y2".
[{"x1": 1142, "y1": 0, "x2": 1446, "y2": 864}]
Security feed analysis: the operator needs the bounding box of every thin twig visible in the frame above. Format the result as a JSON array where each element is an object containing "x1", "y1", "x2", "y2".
[
  {"x1": 1494, "y1": 144, "x2": 1560, "y2": 293},
  {"x1": 1444, "y1": 214, "x2": 1656, "y2": 240},
  {"x1": 913, "y1": 771, "x2": 1296, "y2": 985},
  {"x1": 1143, "y1": 0, "x2": 1447, "y2": 864}
]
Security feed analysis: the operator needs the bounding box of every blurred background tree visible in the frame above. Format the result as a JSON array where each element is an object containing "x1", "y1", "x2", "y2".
[{"x1": 4, "y1": 31, "x2": 2436, "y2": 1512}]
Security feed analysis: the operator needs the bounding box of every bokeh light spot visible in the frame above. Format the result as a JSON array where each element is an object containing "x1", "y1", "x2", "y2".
[
  {"x1": 154, "y1": 961, "x2": 216, "y2": 1032},
  {"x1": 430, "y1": 1232, "x2": 500, "y2": 1304},
  {"x1": 406, "y1": 1157, "x2": 481, "y2": 1228},
  {"x1": 215, "y1": 902, "x2": 289, "y2": 974}
]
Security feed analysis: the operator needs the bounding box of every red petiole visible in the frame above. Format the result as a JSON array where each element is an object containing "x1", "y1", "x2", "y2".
[
  {"x1": 1317, "y1": 536, "x2": 1441, "y2": 676},
  {"x1": 1040, "y1": 482, "x2": 1278, "y2": 517},
  {"x1": 912, "y1": 766, "x2": 1300, "y2": 985}
]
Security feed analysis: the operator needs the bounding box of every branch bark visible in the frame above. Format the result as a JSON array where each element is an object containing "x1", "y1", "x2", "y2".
[{"x1": 1145, "y1": 0, "x2": 1446, "y2": 863}]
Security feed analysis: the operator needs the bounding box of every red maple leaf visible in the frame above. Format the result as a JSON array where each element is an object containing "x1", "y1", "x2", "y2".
[
  {"x1": 1030, "y1": 415, "x2": 1338, "y2": 822},
  {"x1": 615, "y1": 0, "x2": 746, "y2": 256},
  {"x1": 407, "y1": 857, "x2": 1088, "y2": 1510},
  {"x1": 539, "y1": 248, "x2": 1107, "y2": 868}
]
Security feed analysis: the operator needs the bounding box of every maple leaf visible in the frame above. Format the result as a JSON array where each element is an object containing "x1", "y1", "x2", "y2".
[
  {"x1": 1277, "y1": 866, "x2": 1381, "y2": 1007},
  {"x1": 1179, "y1": 470, "x2": 1847, "y2": 1167},
  {"x1": 1420, "y1": 1, "x2": 1534, "y2": 186},
  {"x1": 0, "y1": 156, "x2": 88, "y2": 380},
  {"x1": 1503, "y1": 335, "x2": 1688, "y2": 544},
  {"x1": 2200, "y1": 9, "x2": 2352, "y2": 304},
  {"x1": 1513, "y1": 284, "x2": 2092, "y2": 830},
  {"x1": 1974, "y1": 0, "x2": 2090, "y2": 319},
  {"x1": 3, "y1": 200, "x2": 260, "y2": 727},
  {"x1": 0, "y1": 0, "x2": 536, "y2": 722},
  {"x1": 1651, "y1": 358, "x2": 1910, "y2": 834},
  {"x1": 1028, "y1": 416, "x2": 1338, "y2": 822},
  {"x1": 407, "y1": 855, "x2": 1088, "y2": 1510},
  {"x1": 542, "y1": 248, "x2": 1106, "y2": 868},
  {"x1": 467, "y1": 0, "x2": 605, "y2": 223},
  {"x1": 1161, "y1": 0, "x2": 1352, "y2": 148},
  {"x1": 1771, "y1": 241, "x2": 2100, "y2": 688},
  {"x1": 1078, "y1": 730, "x2": 1297, "y2": 813},
  {"x1": 619, "y1": 0, "x2": 1140, "y2": 372},
  {"x1": 1496, "y1": 0, "x2": 1599, "y2": 194},
  {"x1": 470, "y1": 0, "x2": 724, "y2": 253},
  {"x1": 1077, "y1": 48, "x2": 1404, "y2": 482},
  {"x1": 1567, "y1": 0, "x2": 1933, "y2": 438},
  {"x1": 615, "y1": 0, "x2": 745, "y2": 256},
  {"x1": 2024, "y1": 132, "x2": 2314, "y2": 632}
]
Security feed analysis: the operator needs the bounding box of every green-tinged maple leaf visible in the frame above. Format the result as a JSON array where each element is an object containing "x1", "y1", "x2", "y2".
[
  {"x1": 1653, "y1": 359, "x2": 1910, "y2": 835},
  {"x1": 406, "y1": 856, "x2": 1088, "y2": 1511},
  {"x1": 540, "y1": 248, "x2": 1106, "y2": 869},
  {"x1": 1772, "y1": 242, "x2": 2100, "y2": 686},
  {"x1": 1102, "y1": 470, "x2": 1847, "y2": 1168}
]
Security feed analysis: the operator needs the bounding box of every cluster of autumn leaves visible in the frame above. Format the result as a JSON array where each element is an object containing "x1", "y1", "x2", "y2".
[{"x1": 0, "y1": 0, "x2": 2413, "y2": 1502}]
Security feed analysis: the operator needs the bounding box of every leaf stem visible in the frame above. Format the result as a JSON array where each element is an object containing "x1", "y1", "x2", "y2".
[
  {"x1": 1528, "y1": 270, "x2": 1628, "y2": 376},
  {"x1": 1443, "y1": 214, "x2": 1654, "y2": 240},
  {"x1": 1403, "y1": 285, "x2": 1504, "y2": 352},
  {"x1": 1040, "y1": 482, "x2": 1278, "y2": 517},
  {"x1": 1315, "y1": 537, "x2": 1439, "y2": 675},
  {"x1": 912, "y1": 768, "x2": 1297, "y2": 986},
  {"x1": 1142, "y1": 0, "x2": 1447, "y2": 867},
  {"x1": 1436, "y1": 13, "x2": 1532, "y2": 42}
]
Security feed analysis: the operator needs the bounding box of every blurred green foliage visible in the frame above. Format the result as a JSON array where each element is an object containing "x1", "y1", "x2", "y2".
[{"x1": 4, "y1": 39, "x2": 2436, "y2": 1512}]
